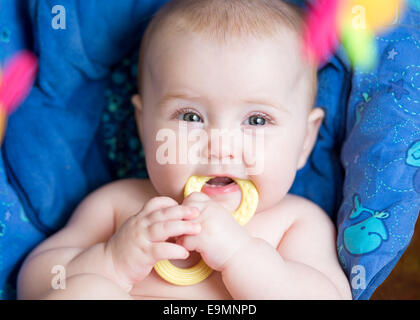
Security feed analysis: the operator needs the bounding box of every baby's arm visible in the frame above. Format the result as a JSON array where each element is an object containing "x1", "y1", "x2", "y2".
[
  {"x1": 17, "y1": 180, "x2": 142, "y2": 299},
  {"x1": 18, "y1": 179, "x2": 200, "y2": 299},
  {"x1": 221, "y1": 196, "x2": 352, "y2": 299}
]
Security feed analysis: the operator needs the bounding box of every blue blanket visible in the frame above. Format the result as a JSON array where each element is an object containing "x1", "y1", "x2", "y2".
[{"x1": 0, "y1": 0, "x2": 419, "y2": 300}]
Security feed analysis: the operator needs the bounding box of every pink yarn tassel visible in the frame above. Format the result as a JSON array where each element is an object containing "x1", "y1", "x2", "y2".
[
  {"x1": 303, "y1": 0, "x2": 341, "y2": 65},
  {"x1": 0, "y1": 51, "x2": 38, "y2": 114}
]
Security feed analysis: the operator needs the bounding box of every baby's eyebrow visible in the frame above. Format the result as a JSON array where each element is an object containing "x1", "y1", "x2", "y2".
[
  {"x1": 157, "y1": 92, "x2": 290, "y2": 114},
  {"x1": 157, "y1": 92, "x2": 203, "y2": 107},
  {"x1": 241, "y1": 98, "x2": 290, "y2": 114}
]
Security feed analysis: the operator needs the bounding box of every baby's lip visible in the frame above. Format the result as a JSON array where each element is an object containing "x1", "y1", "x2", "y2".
[
  {"x1": 204, "y1": 173, "x2": 243, "y2": 180},
  {"x1": 202, "y1": 178, "x2": 240, "y2": 196}
]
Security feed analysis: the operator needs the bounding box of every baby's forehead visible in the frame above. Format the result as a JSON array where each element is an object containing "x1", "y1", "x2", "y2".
[
  {"x1": 147, "y1": 20, "x2": 311, "y2": 73},
  {"x1": 142, "y1": 30, "x2": 316, "y2": 114},
  {"x1": 146, "y1": 27, "x2": 314, "y2": 88}
]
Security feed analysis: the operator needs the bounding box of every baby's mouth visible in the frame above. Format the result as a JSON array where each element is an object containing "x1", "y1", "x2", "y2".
[
  {"x1": 201, "y1": 176, "x2": 240, "y2": 196},
  {"x1": 205, "y1": 176, "x2": 235, "y2": 187}
]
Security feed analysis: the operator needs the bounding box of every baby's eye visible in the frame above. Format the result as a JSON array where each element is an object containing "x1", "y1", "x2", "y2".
[
  {"x1": 173, "y1": 108, "x2": 203, "y2": 123},
  {"x1": 246, "y1": 115, "x2": 268, "y2": 126},
  {"x1": 181, "y1": 112, "x2": 202, "y2": 123},
  {"x1": 248, "y1": 115, "x2": 266, "y2": 126}
]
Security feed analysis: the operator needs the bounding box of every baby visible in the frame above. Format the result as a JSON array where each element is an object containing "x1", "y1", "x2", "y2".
[{"x1": 17, "y1": 0, "x2": 351, "y2": 300}]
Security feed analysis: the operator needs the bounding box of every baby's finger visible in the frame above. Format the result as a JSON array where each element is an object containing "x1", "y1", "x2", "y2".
[
  {"x1": 185, "y1": 192, "x2": 211, "y2": 202},
  {"x1": 182, "y1": 192, "x2": 209, "y2": 211},
  {"x1": 148, "y1": 220, "x2": 201, "y2": 242},
  {"x1": 141, "y1": 196, "x2": 179, "y2": 216},
  {"x1": 148, "y1": 205, "x2": 200, "y2": 224},
  {"x1": 151, "y1": 242, "x2": 190, "y2": 262},
  {"x1": 176, "y1": 234, "x2": 199, "y2": 252}
]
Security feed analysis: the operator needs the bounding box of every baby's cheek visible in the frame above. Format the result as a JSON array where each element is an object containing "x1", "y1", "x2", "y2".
[
  {"x1": 255, "y1": 174, "x2": 294, "y2": 211},
  {"x1": 148, "y1": 163, "x2": 192, "y2": 202},
  {"x1": 251, "y1": 150, "x2": 298, "y2": 210}
]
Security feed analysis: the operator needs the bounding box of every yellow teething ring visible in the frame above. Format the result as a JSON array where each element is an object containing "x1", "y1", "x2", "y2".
[{"x1": 154, "y1": 175, "x2": 258, "y2": 286}]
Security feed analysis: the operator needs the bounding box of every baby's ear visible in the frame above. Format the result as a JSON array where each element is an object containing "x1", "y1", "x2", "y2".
[
  {"x1": 131, "y1": 94, "x2": 144, "y2": 144},
  {"x1": 131, "y1": 94, "x2": 143, "y2": 112},
  {"x1": 297, "y1": 107, "x2": 325, "y2": 170}
]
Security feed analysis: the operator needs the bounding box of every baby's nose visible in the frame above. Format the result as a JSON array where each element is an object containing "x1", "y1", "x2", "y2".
[
  {"x1": 203, "y1": 134, "x2": 241, "y2": 162},
  {"x1": 207, "y1": 146, "x2": 234, "y2": 162}
]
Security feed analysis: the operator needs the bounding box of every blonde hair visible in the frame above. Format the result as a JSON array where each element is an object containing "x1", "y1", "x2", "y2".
[{"x1": 138, "y1": 0, "x2": 316, "y2": 102}]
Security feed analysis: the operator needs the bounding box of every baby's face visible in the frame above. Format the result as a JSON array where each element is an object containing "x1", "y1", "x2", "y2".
[{"x1": 134, "y1": 28, "x2": 323, "y2": 213}]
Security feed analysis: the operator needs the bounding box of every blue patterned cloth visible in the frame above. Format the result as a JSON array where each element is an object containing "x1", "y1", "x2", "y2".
[
  {"x1": 336, "y1": 4, "x2": 420, "y2": 299},
  {"x1": 0, "y1": 0, "x2": 418, "y2": 300}
]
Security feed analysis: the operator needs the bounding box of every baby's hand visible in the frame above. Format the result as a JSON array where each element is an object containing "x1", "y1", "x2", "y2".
[
  {"x1": 177, "y1": 192, "x2": 252, "y2": 272},
  {"x1": 106, "y1": 196, "x2": 201, "y2": 291}
]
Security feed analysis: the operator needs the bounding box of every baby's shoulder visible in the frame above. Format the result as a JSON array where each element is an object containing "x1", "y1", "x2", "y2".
[
  {"x1": 275, "y1": 194, "x2": 334, "y2": 230},
  {"x1": 97, "y1": 178, "x2": 159, "y2": 223},
  {"x1": 252, "y1": 194, "x2": 333, "y2": 248},
  {"x1": 103, "y1": 178, "x2": 157, "y2": 197},
  {"x1": 92, "y1": 178, "x2": 156, "y2": 203}
]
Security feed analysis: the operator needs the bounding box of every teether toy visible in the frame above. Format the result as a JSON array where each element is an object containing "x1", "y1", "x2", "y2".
[
  {"x1": 154, "y1": 175, "x2": 258, "y2": 286},
  {"x1": 0, "y1": 51, "x2": 38, "y2": 144},
  {"x1": 303, "y1": 0, "x2": 405, "y2": 69}
]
